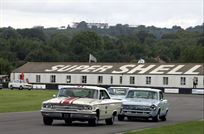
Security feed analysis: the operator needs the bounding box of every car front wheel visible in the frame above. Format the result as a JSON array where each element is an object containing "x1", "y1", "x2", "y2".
[
  {"x1": 118, "y1": 115, "x2": 125, "y2": 121},
  {"x1": 10, "y1": 85, "x2": 13, "y2": 90},
  {"x1": 19, "y1": 86, "x2": 23, "y2": 90},
  {"x1": 160, "y1": 111, "x2": 168, "y2": 121},
  {"x1": 88, "y1": 116, "x2": 99, "y2": 126},
  {"x1": 105, "y1": 115, "x2": 115, "y2": 125},
  {"x1": 152, "y1": 111, "x2": 160, "y2": 122},
  {"x1": 43, "y1": 117, "x2": 53, "y2": 125}
]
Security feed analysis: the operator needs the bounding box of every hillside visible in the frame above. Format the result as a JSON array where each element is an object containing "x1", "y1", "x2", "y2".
[{"x1": 0, "y1": 22, "x2": 203, "y2": 74}]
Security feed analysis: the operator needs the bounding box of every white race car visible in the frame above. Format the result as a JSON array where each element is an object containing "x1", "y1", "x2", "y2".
[
  {"x1": 8, "y1": 80, "x2": 32, "y2": 90},
  {"x1": 41, "y1": 86, "x2": 122, "y2": 126},
  {"x1": 118, "y1": 88, "x2": 168, "y2": 122}
]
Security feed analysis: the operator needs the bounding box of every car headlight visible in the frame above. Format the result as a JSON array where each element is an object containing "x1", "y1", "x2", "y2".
[
  {"x1": 150, "y1": 104, "x2": 157, "y2": 111},
  {"x1": 83, "y1": 105, "x2": 92, "y2": 110},
  {"x1": 43, "y1": 103, "x2": 53, "y2": 108}
]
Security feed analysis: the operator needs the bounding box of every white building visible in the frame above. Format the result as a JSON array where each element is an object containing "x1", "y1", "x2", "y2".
[{"x1": 10, "y1": 62, "x2": 204, "y2": 93}]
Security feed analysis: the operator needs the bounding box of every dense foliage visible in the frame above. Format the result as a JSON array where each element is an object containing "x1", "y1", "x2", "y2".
[{"x1": 0, "y1": 22, "x2": 203, "y2": 74}]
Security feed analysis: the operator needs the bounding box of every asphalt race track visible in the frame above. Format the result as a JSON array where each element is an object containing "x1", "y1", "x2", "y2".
[{"x1": 0, "y1": 94, "x2": 203, "y2": 134}]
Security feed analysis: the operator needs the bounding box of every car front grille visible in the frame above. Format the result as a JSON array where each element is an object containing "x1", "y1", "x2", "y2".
[
  {"x1": 52, "y1": 104, "x2": 84, "y2": 111},
  {"x1": 123, "y1": 105, "x2": 151, "y2": 111}
]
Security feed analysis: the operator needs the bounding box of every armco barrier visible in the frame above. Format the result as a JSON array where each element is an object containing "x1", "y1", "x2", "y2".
[
  {"x1": 164, "y1": 88, "x2": 179, "y2": 94},
  {"x1": 192, "y1": 89, "x2": 204, "y2": 95}
]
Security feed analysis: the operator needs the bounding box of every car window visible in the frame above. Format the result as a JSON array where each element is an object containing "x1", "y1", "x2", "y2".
[
  {"x1": 99, "y1": 90, "x2": 110, "y2": 100},
  {"x1": 58, "y1": 88, "x2": 98, "y2": 99},
  {"x1": 108, "y1": 88, "x2": 127, "y2": 96},
  {"x1": 159, "y1": 91, "x2": 163, "y2": 100},
  {"x1": 126, "y1": 90, "x2": 158, "y2": 100}
]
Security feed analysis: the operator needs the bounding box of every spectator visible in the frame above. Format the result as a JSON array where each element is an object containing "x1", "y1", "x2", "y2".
[{"x1": 193, "y1": 77, "x2": 198, "y2": 88}]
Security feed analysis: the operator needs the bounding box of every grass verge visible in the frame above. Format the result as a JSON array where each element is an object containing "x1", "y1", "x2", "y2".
[
  {"x1": 0, "y1": 89, "x2": 57, "y2": 113},
  {"x1": 125, "y1": 120, "x2": 204, "y2": 134}
]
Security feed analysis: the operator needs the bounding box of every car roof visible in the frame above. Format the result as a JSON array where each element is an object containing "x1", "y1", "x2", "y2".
[
  {"x1": 60, "y1": 85, "x2": 106, "y2": 91},
  {"x1": 108, "y1": 86, "x2": 134, "y2": 89},
  {"x1": 128, "y1": 88, "x2": 161, "y2": 92}
]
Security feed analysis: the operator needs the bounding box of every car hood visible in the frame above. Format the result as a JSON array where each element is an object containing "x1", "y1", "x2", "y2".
[
  {"x1": 122, "y1": 98, "x2": 159, "y2": 106},
  {"x1": 110, "y1": 95, "x2": 125, "y2": 100},
  {"x1": 43, "y1": 97, "x2": 100, "y2": 105}
]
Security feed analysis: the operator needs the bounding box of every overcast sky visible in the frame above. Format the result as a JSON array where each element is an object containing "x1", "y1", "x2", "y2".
[{"x1": 0, "y1": 0, "x2": 203, "y2": 29}]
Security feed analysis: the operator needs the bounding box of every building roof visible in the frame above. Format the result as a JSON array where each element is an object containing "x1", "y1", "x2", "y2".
[{"x1": 12, "y1": 62, "x2": 204, "y2": 75}]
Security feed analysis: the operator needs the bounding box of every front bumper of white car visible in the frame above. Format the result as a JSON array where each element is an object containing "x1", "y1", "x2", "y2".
[
  {"x1": 119, "y1": 105, "x2": 159, "y2": 118},
  {"x1": 41, "y1": 109, "x2": 97, "y2": 120}
]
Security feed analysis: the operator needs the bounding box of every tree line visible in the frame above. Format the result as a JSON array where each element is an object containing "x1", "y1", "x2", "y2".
[{"x1": 0, "y1": 23, "x2": 203, "y2": 74}]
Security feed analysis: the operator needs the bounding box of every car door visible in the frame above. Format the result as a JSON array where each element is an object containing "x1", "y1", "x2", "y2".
[
  {"x1": 99, "y1": 90, "x2": 112, "y2": 119},
  {"x1": 159, "y1": 91, "x2": 167, "y2": 115}
]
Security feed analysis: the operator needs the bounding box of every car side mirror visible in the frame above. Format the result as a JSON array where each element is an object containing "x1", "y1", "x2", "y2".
[
  {"x1": 101, "y1": 96, "x2": 105, "y2": 100},
  {"x1": 53, "y1": 94, "x2": 56, "y2": 98}
]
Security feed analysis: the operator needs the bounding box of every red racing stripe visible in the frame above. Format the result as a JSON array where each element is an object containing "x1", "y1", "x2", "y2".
[
  {"x1": 69, "y1": 97, "x2": 79, "y2": 104},
  {"x1": 61, "y1": 97, "x2": 75, "y2": 104}
]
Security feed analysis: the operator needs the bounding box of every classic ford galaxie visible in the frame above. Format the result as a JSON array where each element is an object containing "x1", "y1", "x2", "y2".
[
  {"x1": 41, "y1": 86, "x2": 122, "y2": 126},
  {"x1": 118, "y1": 88, "x2": 168, "y2": 122}
]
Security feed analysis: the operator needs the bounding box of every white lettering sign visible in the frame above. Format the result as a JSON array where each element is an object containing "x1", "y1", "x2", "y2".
[
  {"x1": 128, "y1": 65, "x2": 156, "y2": 74},
  {"x1": 167, "y1": 65, "x2": 184, "y2": 74},
  {"x1": 112, "y1": 65, "x2": 135, "y2": 74},
  {"x1": 44, "y1": 64, "x2": 202, "y2": 75},
  {"x1": 92, "y1": 65, "x2": 113, "y2": 72},
  {"x1": 184, "y1": 65, "x2": 201, "y2": 74},
  {"x1": 45, "y1": 65, "x2": 65, "y2": 72}
]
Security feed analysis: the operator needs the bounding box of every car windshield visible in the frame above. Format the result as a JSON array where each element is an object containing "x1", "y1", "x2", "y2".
[
  {"x1": 126, "y1": 90, "x2": 158, "y2": 100},
  {"x1": 108, "y1": 88, "x2": 127, "y2": 96},
  {"x1": 58, "y1": 88, "x2": 98, "y2": 99}
]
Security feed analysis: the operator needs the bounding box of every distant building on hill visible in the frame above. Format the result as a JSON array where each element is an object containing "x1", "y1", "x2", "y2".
[{"x1": 72, "y1": 22, "x2": 109, "y2": 29}]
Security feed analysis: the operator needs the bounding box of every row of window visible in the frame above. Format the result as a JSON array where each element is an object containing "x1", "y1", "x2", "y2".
[{"x1": 35, "y1": 75, "x2": 197, "y2": 86}]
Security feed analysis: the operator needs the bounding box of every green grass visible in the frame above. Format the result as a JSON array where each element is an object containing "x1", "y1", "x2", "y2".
[
  {"x1": 126, "y1": 120, "x2": 204, "y2": 134},
  {"x1": 0, "y1": 89, "x2": 58, "y2": 113}
]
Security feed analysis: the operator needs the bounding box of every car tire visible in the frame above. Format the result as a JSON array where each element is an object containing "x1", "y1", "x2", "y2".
[
  {"x1": 19, "y1": 86, "x2": 23, "y2": 90},
  {"x1": 43, "y1": 117, "x2": 53, "y2": 125},
  {"x1": 88, "y1": 116, "x2": 99, "y2": 126},
  {"x1": 10, "y1": 85, "x2": 13, "y2": 90},
  {"x1": 152, "y1": 110, "x2": 160, "y2": 122},
  {"x1": 118, "y1": 115, "x2": 125, "y2": 121},
  {"x1": 64, "y1": 119, "x2": 72, "y2": 125},
  {"x1": 105, "y1": 115, "x2": 115, "y2": 125},
  {"x1": 160, "y1": 111, "x2": 168, "y2": 121}
]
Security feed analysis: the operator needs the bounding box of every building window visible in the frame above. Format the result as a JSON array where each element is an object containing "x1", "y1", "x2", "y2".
[
  {"x1": 98, "y1": 76, "x2": 103, "y2": 84},
  {"x1": 66, "y1": 75, "x2": 71, "y2": 83},
  {"x1": 119, "y1": 76, "x2": 123, "y2": 84},
  {"x1": 110, "y1": 76, "x2": 113, "y2": 84},
  {"x1": 36, "y1": 75, "x2": 41, "y2": 83},
  {"x1": 50, "y1": 75, "x2": 56, "y2": 83},
  {"x1": 163, "y1": 77, "x2": 168, "y2": 85},
  {"x1": 146, "y1": 77, "x2": 151, "y2": 85},
  {"x1": 130, "y1": 76, "x2": 135, "y2": 84},
  {"x1": 81, "y1": 76, "x2": 87, "y2": 84},
  {"x1": 180, "y1": 77, "x2": 186, "y2": 85}
]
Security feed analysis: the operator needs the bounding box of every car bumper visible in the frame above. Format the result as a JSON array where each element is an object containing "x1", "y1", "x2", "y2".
[
  {"x1": 41, "y1": 110, "x2": 96, "y2": 120},
  {"x1": 24, "y1": 85, "x2": 32, "y2": 89},
  {"x1": 119, "y1": 109, "x2": 158, "y2": 118}
]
